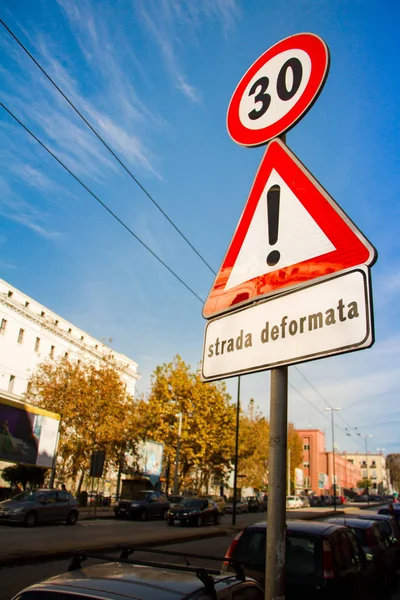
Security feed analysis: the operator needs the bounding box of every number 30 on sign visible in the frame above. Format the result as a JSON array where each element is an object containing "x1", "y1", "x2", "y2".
[{"x1": 227, "y1": 33, "x2": 330, "y2": 147}]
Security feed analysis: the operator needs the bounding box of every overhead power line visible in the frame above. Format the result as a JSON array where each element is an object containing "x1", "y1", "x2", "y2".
[
  {"x1": 0, "y1": 18, "x2": 216, "y2": 276},
  {"x1": 0, "y1": 101, "x2": 205, "y2": 305}
]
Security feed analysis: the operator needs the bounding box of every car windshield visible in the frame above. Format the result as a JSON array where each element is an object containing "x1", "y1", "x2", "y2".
[
  {"x1": 180, "y1": 499, "x2": 202, "y2": 508},
  {"x1": 12, "y1": 491, "x2": 43, "y2": 502},
  {"x1": 130, "y1": 491, "x2": 153, "y2": 500}
]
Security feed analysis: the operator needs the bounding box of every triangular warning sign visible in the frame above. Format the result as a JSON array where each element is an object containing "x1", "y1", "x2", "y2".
[{"x1": 203, "y1": 138, "x2": 376, "y2": 319}]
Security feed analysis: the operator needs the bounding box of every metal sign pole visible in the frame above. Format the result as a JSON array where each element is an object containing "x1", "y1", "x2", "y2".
[
  {"x1": 265, "y1": 366, "x2": 288, "y2": 600},
  {"x1": 232, "y1": 376, "x2": 241, "y2": 526}
]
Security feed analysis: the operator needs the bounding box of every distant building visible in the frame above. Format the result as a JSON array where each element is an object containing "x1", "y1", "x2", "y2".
[
  {"x1": 339, "y1": 451, "x2": 388, "y2": 494},
  {"x1": 0, "y1": 278, "x2": 140, "y2": 400},
  {"x1": 297, "y1": 429, "x2": 362, "y2": 495}
]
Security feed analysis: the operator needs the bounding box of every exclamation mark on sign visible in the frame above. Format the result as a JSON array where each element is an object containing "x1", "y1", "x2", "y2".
[{"x1": 266, "y1": 184, "x2": 281, "y2": 267}]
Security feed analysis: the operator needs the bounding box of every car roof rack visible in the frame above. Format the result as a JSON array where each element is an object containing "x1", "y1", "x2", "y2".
[
  {"x1": 118, "y1": 546, "x2": 246, "y2": 581},
  {"x1": 67, "y1": 549, "x2": 244, "y2": 600}
]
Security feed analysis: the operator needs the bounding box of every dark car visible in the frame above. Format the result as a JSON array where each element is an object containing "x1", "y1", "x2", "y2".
[
  {"x1": 378, "y1": 504, "x2": 400, "y2": 525},
  {"x1": 246, "y1": 496, "x2": 264, "y2": 512},
  {"x1": 326, "y1": 517, "x2": 396, "y2": 596},
  {"x1": 358, "y1": 513, "x2": 400, "y2": 568},
  {"x1": 0, "y1": 489, "x2": 79, "y2": 527},
  {"x1": 222, "y1": 520, "x2": 380, "y2": 599},
  {"x1": 114, "y1": 490, "x2": 169, "y2": 521},
  {"x1": 12, "y1": 559, "x2": 265, "y2": 600},
  {"x1": 225, "y1": 497, "x2": 249, "y2": 514},
  {"x1": 167, "y1": 497, "x2": 220, "y2": 527},
  {"x1": 168, "y1": 494, "x2": 184, "y2": 507}
]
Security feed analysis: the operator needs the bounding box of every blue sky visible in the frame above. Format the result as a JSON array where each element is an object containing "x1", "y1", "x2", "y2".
[{"x1": 1, "y1": 0, "x2": 399, "y2": 456}]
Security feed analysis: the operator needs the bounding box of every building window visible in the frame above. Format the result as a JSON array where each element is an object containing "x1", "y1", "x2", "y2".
[
  {"x1": 41, "y1": 311, "x2": 45, "y2": 317},
  {"x1": 54, "y1": 320, "x2": 59, "y2": 327},
  {"x1": 17, "y1": 328, "x2": 25, "y2": 344},
  {"x1": 25, "y1": 301, "x2": 30, "y2": 308},
  {"x1": 7, "y1": 290, "x2": 13, "y2": 298},
  {"x1": 64, "y1": 352, "x2": 69, "y2": 358},
  {"x1": 49, "y1": 345, "x2": 55, "y2": 359},
  {"x1": 371, "y1": 461, "x2": 376, "y2": 467},
  {"x1": 348, "y1": 459, "x2": 354, "y2": 464},
  {"x1": 80, "y1": 335, "x2": 84, "y2": 341},
  {"x1": 34, "y1": 337, "x2": 40, "y2": 352},
  {"x1": 0, "y1": 318, "x2": 7, "y2": 335},
  {"x1": 68, "y1": 328, "x2": 72, "y2": 333},
  {"x1": 303, "y1": 462, "x2": 310, "y2": 469},
  {"x1": 95, "y1": 344, "x2": 98, "y2": 349},
  {"x1": 303, "y1": 444, "x2": 310, "y2": 450},
  {"x1": 8, "y1": 375, "x2": 15, "y2": 393},
  {"x1": 304, "y1": 477, "x2": 310, "y2": 487}
]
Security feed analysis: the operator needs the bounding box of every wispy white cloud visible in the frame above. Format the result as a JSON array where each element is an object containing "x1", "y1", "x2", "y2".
[
  {"x1": 0, "y1": 175, "x2": 60, "y2": 239},
  {"x1": 135, "y1": 0, "x2": 240, "y2": 101}
]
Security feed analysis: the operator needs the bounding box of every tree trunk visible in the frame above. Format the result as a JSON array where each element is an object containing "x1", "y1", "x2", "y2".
[{"x1": 76, "y1": 468, "x2": 85, "y2": 494}]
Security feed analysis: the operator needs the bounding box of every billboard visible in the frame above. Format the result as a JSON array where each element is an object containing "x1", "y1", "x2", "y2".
[
  {"x1": 295, "y1": 468, "x2": 304, "y2": 487},
  {"x1": 318, "y1": 473, "x2": 329, "y2": 490},
  {"x1": 124, "y1": 440, "x2": 164, "y2": 485},
  {"x1": 0, "y1": 397, "x2": 60, "y2": 468}
]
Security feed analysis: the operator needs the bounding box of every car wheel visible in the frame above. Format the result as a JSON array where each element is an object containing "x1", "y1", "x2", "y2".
[
  {"x1": 214, "y1": 513, "x2": 221, "y2": 525},
  {"x1": 24, "y1": 511, "x2": 37, "y2": 528},
  {"x1": 197, "y1": 515, "x2": 203, "y2": 527},
  {"x1": 162, "y1": 509, "x2": 168, "y2": 520},
  {"x1": 167, "y1": 518, "x2": 174, "y2": 526},
  {"x1": 66, "y1": 510, "x2": 78, "y2": 526},
  {"x1": 140, "y1": 510, "x2": 147, "y2": 521}
]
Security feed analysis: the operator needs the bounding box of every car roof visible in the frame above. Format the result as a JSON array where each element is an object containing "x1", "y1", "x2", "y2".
[
  {"x1": 358, "y1": 514, "x2": 396, "y2": 522},
  {"x1": 19, "y1": 563, "x2": 241, "y2": 600},
  {"x1": 325, "y1": 517, "x2": 377, "y2": 529},
  {"x1": 247, "y1": 520, "x2": 346, "y2": 535}
]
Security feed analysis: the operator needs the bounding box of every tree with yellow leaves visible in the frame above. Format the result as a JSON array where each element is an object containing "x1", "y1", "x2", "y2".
[
  {"x1": 138, "y1": 355, "x2": 236, "y2": 493},
  {"x1": 25, "y1": 356, "x2": 140, "y2": 492}
]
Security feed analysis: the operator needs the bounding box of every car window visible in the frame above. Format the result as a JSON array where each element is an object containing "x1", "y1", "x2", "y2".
[
  {"x1": 57, "y1": 491, "x2": 69, "y2": 502},
  {"x1": 160, "y1": 494, "x2": 167, "y2": 502},
  {"x1": 234, "y1": 530, "x2": 265, "y2": 568},
  {"x1": 286, "y1": 535, "x2": 316, "y2": 576},
  {"x1": 346, "y1": 530, "x2": 364, "y2": 565},
  {"x1": 338, "y1": 532, "x2": 353, "y2": 569},
  {"x1": 43, "y1": 492, "x2": 57, "y2": 504}
]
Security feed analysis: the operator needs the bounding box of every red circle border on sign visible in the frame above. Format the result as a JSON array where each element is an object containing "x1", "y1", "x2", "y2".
[{"x1": 227, "y1": 33, "x2": 330, "y2": 147}]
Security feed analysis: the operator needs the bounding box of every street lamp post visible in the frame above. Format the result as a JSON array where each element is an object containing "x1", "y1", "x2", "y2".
[
  {"x1": 173, "y1": 412, "x2": 183, "y2": 495},
  {"x1": 325, "y1": 408, "x2": 341, "y2": 512},
  {"x1": 376, "y1": 448, "x2": 386, "y2": 495},
  {"x1": 358, "y1": 433, "x2": 372, "y2": 504}
]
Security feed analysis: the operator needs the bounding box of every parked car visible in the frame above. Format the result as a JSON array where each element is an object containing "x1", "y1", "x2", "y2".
[
  {"x1": 299, "y1": 495, "x2": 310, "y2": 508},
  {"x1": 167, "y1": 497, "x2": 220, "y2": 526},
  {"x1": 357, "y1": 513, "x2": 400, "y2": 568},
  {"x1": 168, "y1": 494, "x2": 184, "y2": 507},
  {"x1": 325, "y1": 517, "x2": 397, "y2": 595},
  {"x1": 286, "y1": 495, "x2": 302, "y2": 509},
  {"x1": 246, "y1": 496, "x2": 264, "y2": 512},
  {"x1": 200, "y1": 494, "x2": 226, "y2": 515},
  {"x1": 377, "y1": 505, "x2": 400, "y2": 525},
  {"x1": 0, "y1": 488, "x2": 79, "y2": 527},
  {"x1": 12, "y1": 556, "x2": 264, "y2": 600},
  {"x1": 114, "y1": 490, "x2": 169, "y2": 521},
  {"x1": 225, "y1": 498, "x2": 249, "y2": 514},
  {"x1": 222, "y1": 520, "x2": 380, "y2": 598}
]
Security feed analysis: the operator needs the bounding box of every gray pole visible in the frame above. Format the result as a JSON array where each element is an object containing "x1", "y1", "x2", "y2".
[
  {"x1": 232, "y1": 376, "x2": 241, "y2": 526},
  {"x1": 365, "y1": 436, "x2": 369, "y2": 506},
  {"x1": 265, "y1": 366, "x2": 288, "y2": 600},
  {"x1": 173, "y1": 412, "x2": 182, "y2": 495},
  {"x1": 331, "y1": 411, "x2": 337, "y2": 512}
]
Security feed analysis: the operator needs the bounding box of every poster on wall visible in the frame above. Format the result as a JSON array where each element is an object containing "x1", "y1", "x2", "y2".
[
  {"x1": 124, "y1": 440, "x2": 164, "y2": 485},
  {"x1": 0, "y1": 397, "x2": 60, "y2": 468},
  {"x1": 295, "y1": 468, "x2": 304, "y2": 488}
]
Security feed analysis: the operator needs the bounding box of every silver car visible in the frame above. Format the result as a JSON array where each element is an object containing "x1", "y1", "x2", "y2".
[
  {"x1": 0, "y1": 488, "x2": 79, "y2": 527},
  {"x1": 12, "y1": 561, "x2": 264, "y2": 600}
]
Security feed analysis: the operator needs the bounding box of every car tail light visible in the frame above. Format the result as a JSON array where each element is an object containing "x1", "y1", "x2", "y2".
[
  {"x1": 223, "y1": 530, "x2": 244, "y2": 570},
  {"x1": 322, "y1": 539, "x2": 334, "y2": 579}
]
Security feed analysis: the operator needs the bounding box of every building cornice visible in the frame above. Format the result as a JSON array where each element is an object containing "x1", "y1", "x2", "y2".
[{"x1": 0, "y1": 295, "x2": 139, "y2": 380}]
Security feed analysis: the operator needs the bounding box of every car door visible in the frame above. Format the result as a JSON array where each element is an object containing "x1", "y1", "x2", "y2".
[
  {"x1": 147, "y1": 492, "x2": 159, "y2": 517},
  {"x1": 55, "y1": 491, "x2": 71, "y2": 521},
  {"x1": 38, "y1": 491, "x2": 58, "y2": 522},
  {"x1": 202, "y1": 499, "x2": 214, "y2": 522}
]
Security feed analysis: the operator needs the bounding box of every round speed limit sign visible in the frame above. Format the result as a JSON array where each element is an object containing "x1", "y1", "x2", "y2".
[{"x1": 227, "y1": 33, "x2": 330, "y2": 147}]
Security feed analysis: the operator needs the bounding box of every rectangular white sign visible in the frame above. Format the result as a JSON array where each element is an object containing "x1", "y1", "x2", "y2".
[{"x1": 202, "y1": 267, "x2": 373, "y2": 381}]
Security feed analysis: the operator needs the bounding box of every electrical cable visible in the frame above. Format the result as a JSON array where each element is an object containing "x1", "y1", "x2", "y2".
[
  {"x1": 0, "y1": 101, "x2": 205, "y2": 305},
  {"x1": 0, "y1": 18, "x2": 216, "y2": 276}
]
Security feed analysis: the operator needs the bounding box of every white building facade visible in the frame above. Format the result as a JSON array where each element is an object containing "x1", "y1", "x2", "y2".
[
  {"x1": 0, "y1": 279, "x2": 140, "y2": 400},
  {"x1": 339, "y1": 451, "x2": 388, "y2": 494}
]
